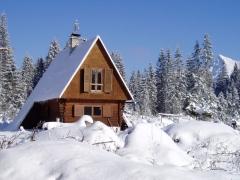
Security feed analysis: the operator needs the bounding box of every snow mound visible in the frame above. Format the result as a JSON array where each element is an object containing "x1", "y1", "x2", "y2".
[
  {"x1": 77, "y1": 115, "x2": 94, "y2": 127},
  {"x1": 118, "y1": 123, "x2": 193, "y2": 166},
  {"x1": 37, "y1": 120, "x2": 122, "y2": 152},
  {"x1": 83, "y1": 121, "x2": 124, "y2": 151},
  {"x1": 0, "y1": 140, "x2": 238, "y2": 180},
  {"x1": 42, "y1": 115, "x2": 94, "y2": 130},
  {"x1": 165, "y1": 121, "x2": 237, "y2": 150}
]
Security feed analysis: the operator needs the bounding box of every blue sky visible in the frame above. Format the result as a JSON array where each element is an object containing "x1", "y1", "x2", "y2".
[{"x1": 1, "y1": 0, "x2": 240, "y2": 77}]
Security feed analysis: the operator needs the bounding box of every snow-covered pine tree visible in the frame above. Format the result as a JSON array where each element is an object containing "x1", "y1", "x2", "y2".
[
  {"x1": 146, "y1": 63, "x2": 157, "y2": 115},
  {"x1": 217, "y1": 92, "x2": 228, "y2": 122},
  {"x1": 128, "y1": 71, "x2": 139, "y2": 112},
  {"x1": 156, "y1": 49, "x2": 166, "y2": 113},
  {"x1": 11, "y1": 70, "x2": 26, "y2": 117},
  {"x1": 201, "y1": 34, "x2": 214, "y2": 88},
  {"x1": 185, "y1": 40, "x2": 218, "y2": 121},
  {"x1": 33, "y1": 57, "x2": 45, "y2": 88},
  {"x1": 164, "y1": 49, "x2": 175, "y2": 114},
  {"x1": 21, "y1": 55, "x2": 35, "y2": 97},
  {"x1": 110, "y1": 51, "x2": 126, "y2": 81},
  {"x1": 230, "y1": 63, "x2": 239, "y2": 83},
  {"x1": 0, "y1": 13, "x2": 18, "y2": 121},
  {"x1": 186, "y1": 41, "x2": 201, "y2": 90},
  {"x1": 215, "y1": 64, "x2": 229, "y2": 97},
  {"x1": 45, "y1": 40, "x2": 60, "y2": 70},
  {"x1": 134, "y1": 70, "x2": 142, "y2": 113},
  {"x1": 230, "y1": 63, "x2": 240, "y2": 97},
  {"x1": 172, "y1": 48, "x2": 186, "y2": 114},
  {"x1": 226, "y1": 81, "x2": 240, "y2": 123},
  {"x1": 139, "y1": 69, "x2": 151, "y2": 115}
]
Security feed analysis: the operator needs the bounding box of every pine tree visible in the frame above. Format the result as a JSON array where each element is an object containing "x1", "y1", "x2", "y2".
[
  {"x1": 172, "y1": 48, "x2": 186, "y2": 113},
  {"x1": 134, "y1": 70, "x2": 142, "y2": 113},
  {"x1": 202, "y1": 34, "x2": 214, "y2": 88},
  {"x1": 33, "y1": 57, "x2": 45, "y2": 88},
  {"x1": 128, "y1": 71, "x2": 138, "y2": 112},
  {"x1": 226, "y1": 81, "x2": 240, "y2": 122},
  {"x1": 21, "y1": 55, "x2": 35, "y2": 97},
  {"x1": 217, "y1": 92, "x2": 228, "y2": 122},
  {"x1": 11, "y1": 70, "x2": 26, "y2": 117},
  {"x1": 45, "y1": 40, "x2": 60, "y2": 70},
  {"x1": 0, "y1": 13, "x2": 18, "y2": 121},
  {"x1": 139, "y1": 69, "x2": 151, "y2": 115},
  {"x1": 164, "y1": 49, "x2": 175, "y2": 114},
  {"x1": 156, "y1": 49, "x2": 167, "y2": 113},
  {"x1": 185, "y1": 40, "x2": 218, "y2": 120},
  {"x1": 146, "y1": 64, "x2": 157, "y2": 115},
  {"x1": 215, "y1": 64, "x2": 229, "y2": 97},
  {"x1": 111, "y1": 51, "x2": 126, "y2": 80},
  {"x1": 186, "y1": 41, "x2": 201, "y2": 90}
]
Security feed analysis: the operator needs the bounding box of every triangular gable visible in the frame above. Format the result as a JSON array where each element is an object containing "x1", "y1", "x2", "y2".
[
  {"x1": 11, "y1": 35, "x2": 133, "y2": 130},
  {"x1": 59, "y1": 36, "x2": 134, "y2": 100}
]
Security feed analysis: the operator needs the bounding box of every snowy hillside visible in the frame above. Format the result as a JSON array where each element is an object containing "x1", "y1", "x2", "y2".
[
  {"x1": 0, "y1": 114, "x2": 240, "y2": 179},
  {"x1": 213, "y1": 54, "x2": 240, "y2": 79}
]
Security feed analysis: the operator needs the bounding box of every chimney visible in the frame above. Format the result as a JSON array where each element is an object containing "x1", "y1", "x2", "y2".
[{"x1": 69, "y1": 20, "x2": 80, "y2": 48}]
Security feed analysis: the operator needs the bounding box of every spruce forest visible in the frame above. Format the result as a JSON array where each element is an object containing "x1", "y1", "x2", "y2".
[{"x1": 0, "y1": 13, "x2": 239, "y2": 126}]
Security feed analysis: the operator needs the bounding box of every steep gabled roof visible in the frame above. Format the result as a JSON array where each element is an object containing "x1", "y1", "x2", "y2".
[{"x1": 11, "y1": 36, "x2": 133, "y2": 130}]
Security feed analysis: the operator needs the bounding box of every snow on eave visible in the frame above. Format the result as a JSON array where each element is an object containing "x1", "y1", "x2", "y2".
[{"x1": 59, "y1": 35, "x2": 134, "y2": 100}]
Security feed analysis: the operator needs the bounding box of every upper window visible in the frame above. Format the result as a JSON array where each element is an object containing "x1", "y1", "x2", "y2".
[{"x1": 91, "y1": 69, "x2": 103, "y2": 92}]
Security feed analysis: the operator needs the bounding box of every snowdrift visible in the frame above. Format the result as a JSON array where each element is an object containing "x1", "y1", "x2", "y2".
[
  {"x1": 0, "y1": 140, "x2": 238, "y2": 180},
  {"x1": 1, "y1": 116, "x2": 240, "y2": 179},
  {"x1": 165, "y1": 120, "x2": 237, "y2": 150},
  {"x1": 118, "y1": 123, "x2": 193, "y2": 166}
]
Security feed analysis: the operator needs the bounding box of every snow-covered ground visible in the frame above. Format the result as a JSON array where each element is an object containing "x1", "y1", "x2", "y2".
[{"x1": 0, "y1": 114, "x2": 240, "y2": 180}]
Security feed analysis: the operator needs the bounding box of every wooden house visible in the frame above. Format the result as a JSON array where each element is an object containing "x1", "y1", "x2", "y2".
[{"x1": 13, "y1": 32, "x2": 133, "y2": 130}]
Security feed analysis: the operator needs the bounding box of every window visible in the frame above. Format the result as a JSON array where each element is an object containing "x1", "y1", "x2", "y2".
[
  {"x1": 84, "y1": 106, "x2": 92, "y2": 115},
  {"x1": 91, "y1": 69, "x2": 103, "y2": 92},
  {"x1": 84, "y1": 106, "x2": 102, "y2": 116},
  {"x1": 93, "y1": 107, "x2": 101, "y2": 116}
]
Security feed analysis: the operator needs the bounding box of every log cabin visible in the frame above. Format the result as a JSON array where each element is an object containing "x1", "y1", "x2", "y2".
[{"x1": 12, "y1": 31, "x2": 133, "y2": 130}]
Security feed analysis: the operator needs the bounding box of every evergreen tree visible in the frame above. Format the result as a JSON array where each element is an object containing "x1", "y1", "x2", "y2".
[
  {"x1": 156, "y1": 49, "x2": 167, "y2": 113},
  {"x1": 215, "y1": 64, "x2": 229, "y2": 97},
  {"x1": 33, "y1": 57, "x2": 45, "y2": 88},
  {"x1": 226, "y1": 81, "x2": 240, "y2": 122},
  {"x1": 217, "y1": 92, "x2": 228, "y2": 122},
  {"x1": 0, "y1": 13, "x2": 18, "y2": 120},
  {"x1": 202, "y1": 34, "x2": 213, "y2": 69},
  {"x1": 134, "y1": 70, "x2": 142, "y2": 113},
  {"x1": 172, "y1": 48, "x2": 187, "y2": 113},
  {"x1": 139, "y1": 69, "x2": 151, "y2": 115},
  {"x1": 45, "y1": 40, "x2": 60, "y2": 70},
  {"x1": 146, "y1": 64, "x2": 157, "y2": 115},
  {"x1": 21, "y1": 55, "x2": 35, "y2": 97},
  {"x1": 164, "y1": 49, "x2": 175, "y2": 114},
  {"x1": 202, "y1": 34, "x2": 214, "y2": 88},
  {"x1": 186, "y1": 41, "x2": 201, "y2": 90},
  {"x1": 128, "y1": 71, "x2": 139, "y2": 112},
  {"x1": 111, "y1": 51, "x2": 126, "y2": 80},
  {"x1": 11, "y1": 70, "x2": 26, "y2": 117}
]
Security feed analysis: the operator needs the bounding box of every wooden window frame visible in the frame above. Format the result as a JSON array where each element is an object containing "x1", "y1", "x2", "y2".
[
  {"x1": 83, "y1": 105, "x2": 102, "y2": 117},
  {"x1": 91, "y1": 68, "x2": 103, "y2": 93}
]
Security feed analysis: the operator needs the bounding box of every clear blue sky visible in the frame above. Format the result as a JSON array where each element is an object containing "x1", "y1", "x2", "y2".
[{"x1": 1, "y1": 0, "x2": 240, "y2": 77}]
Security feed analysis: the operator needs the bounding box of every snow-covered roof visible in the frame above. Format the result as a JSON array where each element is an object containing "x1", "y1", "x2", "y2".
[{"x1": 12, "y1": 35, "x2": 133, "y2": 130}]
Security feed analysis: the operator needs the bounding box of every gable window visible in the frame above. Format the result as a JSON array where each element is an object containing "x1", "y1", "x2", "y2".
[
  {"x1": 84, "y1": 106, "x2": 102, "y2": 116},
  {"x1": 91, "y1": 69, "x2": 103, "y2": 92}
]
